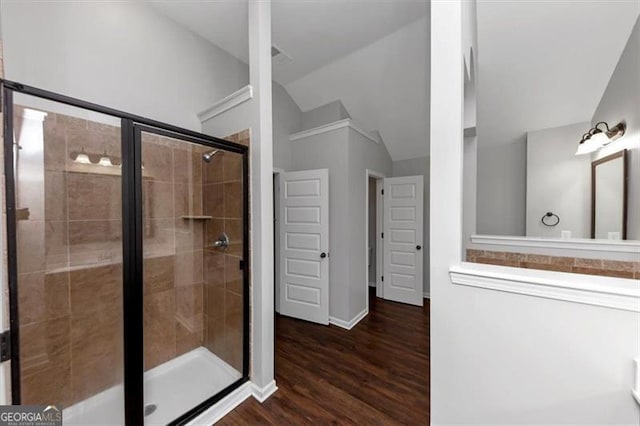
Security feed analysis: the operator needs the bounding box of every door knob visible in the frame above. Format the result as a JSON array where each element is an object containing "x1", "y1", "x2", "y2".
[
  {"x1": 320, "y1": 252, "x2": 327, "y2": 259},
  {"x1": 416, "y1": 245, "x2": 422, "y2": 250}
]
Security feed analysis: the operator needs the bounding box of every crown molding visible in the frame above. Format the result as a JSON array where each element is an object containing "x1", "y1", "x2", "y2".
[
  {"x1": 290, "y1": 119, "x2": 379, "y2": 144},
  {"x1": 198, "y1": 85, "x2": 253, "y2": 123}
]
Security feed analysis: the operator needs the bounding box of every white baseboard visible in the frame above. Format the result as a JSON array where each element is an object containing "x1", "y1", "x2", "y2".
[
  {"x1": 329, "y1": 308, "x2": 368, "y2": 330},
  {"x1": 368, "y1": 281, "x2": 377, "y2": 287},
  {"x1": 423, "y1": 292, "x2": 430, "y2": 299},
  {"x1": 251, "y1": 380, "x2": 278, "y2": 403},
  {"x1": 187, "y1": 382, "x2": 252, "y2": 425},
  {"x1": 187, "y1": 380, "x2": 278, "y2": 424}
]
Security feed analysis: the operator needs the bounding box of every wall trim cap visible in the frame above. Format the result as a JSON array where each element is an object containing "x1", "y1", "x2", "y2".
[
  {"x1": 470, "y1": 234, "x2": 640, "y2": 254},
  {"x1": 198, "y1": 85, "x2": 253, "y2": 123},
  {"x1": 290, "y1": 118, "x2": 379, "y2": 144},
  {"x1": 251, "y1": 380, "x2": 278, "y2": 403},
  {"x1": 450, "y1": 262, "x2": 640, "y2": 312},
  {"x1": 329, "y1": 308, "x2": 368, "y2": 330}
]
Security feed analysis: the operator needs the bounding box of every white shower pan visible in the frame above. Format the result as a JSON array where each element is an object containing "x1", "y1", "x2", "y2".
[{"x1": 63, "y1": 347, "x2": 242, "y2": 425}]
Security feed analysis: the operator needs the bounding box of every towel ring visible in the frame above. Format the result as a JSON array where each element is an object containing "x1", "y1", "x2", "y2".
[{"x1": 541, "y1": 212, "x2": 560, "y2": 227}]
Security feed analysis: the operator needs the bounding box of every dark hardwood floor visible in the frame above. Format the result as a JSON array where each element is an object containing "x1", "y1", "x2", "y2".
[{"x1": 218, "y1": 290, "x2": 430, "y2": 425}]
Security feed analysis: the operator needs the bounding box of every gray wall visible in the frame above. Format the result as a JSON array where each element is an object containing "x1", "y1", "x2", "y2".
[
  {"x1": 290, "y1": 126, "x2": 394, "y2": 323},
  {"x1": 392, "y1": 156, "x2": 430, "y2": 295},
  {"x1": 526, "y1": 122, "x2": 591, "y2": 238},
  {"x1": 272, "y1": 82, "x2": 302, "y2": 171},
  {"x1": 591, "y1": 17, "x2": 640, "y2": 240},
  {"x1": 1, "y1": 1, "x2": 248, "y2": 131},
  {"x1": 476, "y1": 138, "x2": 527, "y2": 236},
  {"x1": 301, "y1": 100, "x2": 350, "y2": 131},
  {"x1": 347, "y1": 129, "x2": 393, "y2": 319},
  {"x1": 291, "y1": 128, "x2": 351, "y2": 321}
]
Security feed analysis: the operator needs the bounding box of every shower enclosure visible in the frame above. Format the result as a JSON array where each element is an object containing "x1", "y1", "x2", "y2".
[{"x1": 2, "y1": 80, "x2": 249, "y2": 425}]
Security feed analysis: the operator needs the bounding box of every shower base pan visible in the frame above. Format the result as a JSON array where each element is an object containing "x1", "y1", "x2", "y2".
[{"x1": 63, "y1": 347, "x2": 242, "y2": 425}]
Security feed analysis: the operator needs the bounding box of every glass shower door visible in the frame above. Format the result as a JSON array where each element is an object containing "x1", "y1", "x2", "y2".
[
  {"x1": 138, "y1": 128, "x2": 247, "y2": 424},
  {"x1": 3, "y1": 81, "x2": 249, "y2": 426},
  {"x1": 9, "y1": 93, "x2": 125, "y2": 424}
]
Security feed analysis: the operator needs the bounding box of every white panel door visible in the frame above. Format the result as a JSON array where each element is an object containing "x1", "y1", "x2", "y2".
[
  {"x1": 383, "y1": 176, "x2": 424, "y2": 306},
  {"x1": 279, "y1": 169, "x2": 330, "y2": 324}
]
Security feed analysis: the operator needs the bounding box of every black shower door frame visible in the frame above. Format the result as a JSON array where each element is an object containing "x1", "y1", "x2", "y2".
[{"x1": 1, "y1": 80, "x2": 251, "y2": 425}]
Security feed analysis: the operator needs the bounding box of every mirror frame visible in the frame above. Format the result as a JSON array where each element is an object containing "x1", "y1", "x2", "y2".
[{"x1": 591, "y1": 149, "x2": 628, "y2": 240}]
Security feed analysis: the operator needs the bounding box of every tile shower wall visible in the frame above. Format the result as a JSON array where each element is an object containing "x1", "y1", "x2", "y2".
[
  {"x1": 16, "y1": 108, "x2": 124, "y2": 407},
  {"x1": 141, "y1": 133, "x2": 206, "y2": 370},
  {"x1": 203, "y1": 130, "x2": 249, "y2": 373},
  {"x1": 467, "y1": 249, "x2": 640, "y2": 279}
]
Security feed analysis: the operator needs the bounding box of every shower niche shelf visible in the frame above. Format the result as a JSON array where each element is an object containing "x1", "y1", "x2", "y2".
[{"x1": 181, "y1": 215, "x2": 213, "y2": 220}]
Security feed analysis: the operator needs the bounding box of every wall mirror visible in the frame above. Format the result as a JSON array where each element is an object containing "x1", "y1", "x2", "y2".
[
  {"x1": 464, "y1": 1, "x2": 640, "y2": 276},
  {"x1": 592, "y1": 150, "x2": 628, "y2": 240}
]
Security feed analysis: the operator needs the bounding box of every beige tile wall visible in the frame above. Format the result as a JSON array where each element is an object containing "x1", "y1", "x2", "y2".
[
  {"x1": 141, "y1": 134, "x2": 206, "y2": 370},
  {"x1": 467, "y1": 249, "x2": 640, "y2": 279},
  {"x1": 203, "y1": 130, "x2": 249, "y2": 373},
  {"x1": 16, "y1": 109, "x2": 124, "y2": 407}
]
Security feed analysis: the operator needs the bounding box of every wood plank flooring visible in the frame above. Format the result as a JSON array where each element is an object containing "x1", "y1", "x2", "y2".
[{"x1": 218, "y1": 290, "x2": 430, "y2": 425}]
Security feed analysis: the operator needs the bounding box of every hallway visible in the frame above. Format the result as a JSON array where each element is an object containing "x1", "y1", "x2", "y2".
[{"x1": 219, "y1": 292, "x2": 430, "y2": 424}]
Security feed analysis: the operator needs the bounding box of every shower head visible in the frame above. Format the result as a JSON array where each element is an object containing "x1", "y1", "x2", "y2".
[{"x1": 202, "y1": 150, "x2": 220, "y2": 163}]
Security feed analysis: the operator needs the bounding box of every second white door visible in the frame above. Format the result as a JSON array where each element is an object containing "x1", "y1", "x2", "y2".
[{"x1": 383, "y1": 176, "x2": 424, "y2": 306}]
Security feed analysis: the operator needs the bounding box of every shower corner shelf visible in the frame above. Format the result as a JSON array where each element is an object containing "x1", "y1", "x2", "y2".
[{"x1": 181, "y1": 215, "x2": 213, "y2": 220}]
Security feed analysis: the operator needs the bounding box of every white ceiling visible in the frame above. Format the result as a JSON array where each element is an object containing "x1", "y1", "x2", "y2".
[
  {"x1": 148, "y1": 0, "x2": 430, "y2": 162},
  {"x1": 477, "y1": 0, "x2": 640, "y2": 147},
  {"x1": 149, "y1": 0, "x2": 428, "y2": 85},
  {"x1": 285, "y1": 16, "x2": 429, "y2": 161},
  {"x1": 271, "y1": 0, "x2": 428, "y2": 85}
]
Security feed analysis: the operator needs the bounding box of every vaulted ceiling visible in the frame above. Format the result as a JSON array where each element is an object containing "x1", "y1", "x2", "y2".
[
  {"x1": 285, "y1": 17, "x2": 429, "y2": 161},
  {"x1": 477, "y1": 0, "x2": 640, "y2": 147},
  {"x1": 148, "y1": 0, "x2": 430, "y2": 161}
]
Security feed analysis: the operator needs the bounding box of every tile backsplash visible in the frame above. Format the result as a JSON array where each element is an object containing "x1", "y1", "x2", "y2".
[{"x1": 467, "y1": 249, "x2": 640, "y2": 279}]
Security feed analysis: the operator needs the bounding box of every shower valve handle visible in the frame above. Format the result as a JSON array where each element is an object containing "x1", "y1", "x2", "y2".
[{"x1": 212, "y1": 232, "x2": 230, "y2": 249}]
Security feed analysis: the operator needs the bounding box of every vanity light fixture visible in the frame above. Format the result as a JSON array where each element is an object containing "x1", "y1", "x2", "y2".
[{"x1": 576, "y1": 121, "x2": 626, "y2": 155}]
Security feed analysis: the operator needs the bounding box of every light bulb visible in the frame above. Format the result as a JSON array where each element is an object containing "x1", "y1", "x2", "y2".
[
  {"x1": 589, "y1": 131, "x2": 608, "y2": 147},
  {"x1": 575, "y1": 137, "x2": 600, "y2": 155},
  {"x1": 74, "y1": 151, "x2": 92, "y2": 164},
  {"x1": 98, "y1": 156, "x2": 113, "y2": 167}
]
